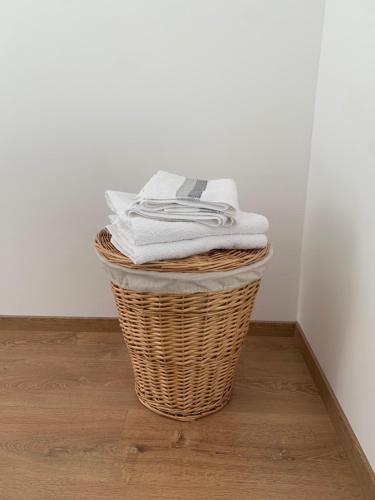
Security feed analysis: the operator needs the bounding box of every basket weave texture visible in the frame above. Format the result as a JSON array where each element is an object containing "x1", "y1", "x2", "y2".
[{"x1": 95, "y1": 229, "x2": 269, "y2": 420}]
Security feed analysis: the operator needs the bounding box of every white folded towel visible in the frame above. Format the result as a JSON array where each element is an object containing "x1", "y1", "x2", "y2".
[
  {"x1": 106, "y1": 191, "x2": 269, "y2": 246},
  {"x1": 106, "y1": 223, "x2": 268, "y2": 264},
  {"x1": 128, "y1": 170, "x2": 239, "y2": 226}
]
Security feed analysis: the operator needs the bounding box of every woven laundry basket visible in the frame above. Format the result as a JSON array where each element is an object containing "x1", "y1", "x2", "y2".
[{"x1": 95, "y1": 229, "x2": 271, "y2": 421}]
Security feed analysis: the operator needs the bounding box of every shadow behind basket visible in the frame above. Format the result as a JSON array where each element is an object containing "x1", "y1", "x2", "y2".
[{"x1": 95, "y1": 229, "x2": 270, "y2": 421}]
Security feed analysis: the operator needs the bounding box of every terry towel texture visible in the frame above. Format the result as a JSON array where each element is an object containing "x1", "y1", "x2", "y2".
[
  {"x1": 128, "y1": 170, "x2": 239, "y2": 226},
  {"x1": 106, "y1": 191, "x2": 269, "y2": 246},
  {"x1": 107, "y1": 224, "x2": 268, "y2": 265},
  {"x1": 104, "y1": 171, "x2": 269, "y2": 264}
]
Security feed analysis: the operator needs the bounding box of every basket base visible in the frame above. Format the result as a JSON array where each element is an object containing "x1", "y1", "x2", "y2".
[{"x1": 135, "y1": 386, "x2": 233, "y2": 421}]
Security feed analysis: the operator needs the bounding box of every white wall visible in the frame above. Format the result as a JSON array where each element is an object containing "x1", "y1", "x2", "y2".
[
  {"x1": 298, "y1": 0, "x2": 375, "y2": 468},
  {"x1": 0, "y1": 0, "x2": 324, "y2": 318}
]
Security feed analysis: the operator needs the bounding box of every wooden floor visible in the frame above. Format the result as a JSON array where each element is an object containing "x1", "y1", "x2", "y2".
[{"x1": 0, "y1": 327, "x2": 365, "y2": 500}]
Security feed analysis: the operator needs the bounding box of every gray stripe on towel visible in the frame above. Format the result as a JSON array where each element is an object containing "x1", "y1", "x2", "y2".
[
  {"x1": 176, "y1": 177, "x2": 196, "y2": 198},
  {"x1": 188, "y1": 179, "x2": 207, "y2": 199},
  {"x1": 176, "y1": 177, "x2": 208, "y2": 199}
]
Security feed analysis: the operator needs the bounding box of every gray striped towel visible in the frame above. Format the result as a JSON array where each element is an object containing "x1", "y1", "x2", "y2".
[{"x1": 127, "y1": 170, "x2": 239, "y2": 227}]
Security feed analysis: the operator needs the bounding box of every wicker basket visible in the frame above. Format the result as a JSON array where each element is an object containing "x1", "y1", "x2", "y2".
[{"x1": 95, "y1": 229, "x2": 270, "y2": 421}]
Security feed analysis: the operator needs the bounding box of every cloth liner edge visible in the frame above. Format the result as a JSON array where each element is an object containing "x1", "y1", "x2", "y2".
[{"x1": 96, "y1": 247, "x2": 273, "y2": 294}]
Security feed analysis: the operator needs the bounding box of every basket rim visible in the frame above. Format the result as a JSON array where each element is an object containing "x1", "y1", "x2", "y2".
[{"x1": 95, "y1": 228, "x2": 270, "y2": 273}]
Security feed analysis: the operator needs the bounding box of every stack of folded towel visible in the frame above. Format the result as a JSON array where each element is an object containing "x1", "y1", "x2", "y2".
[{"x1": 105, "y1": 170, "x2": 269, "y2": 264}]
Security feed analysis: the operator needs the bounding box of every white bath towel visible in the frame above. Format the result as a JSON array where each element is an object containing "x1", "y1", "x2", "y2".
[
  {"x1": 106, "y1": 224, "x2": 268, "y2": 264},
  {"x1": 106, "y1": 191, "x2": 269, "y2": 246},
  {"x1": 129, "y1": 170, "x2": 239, "y2": 226}
]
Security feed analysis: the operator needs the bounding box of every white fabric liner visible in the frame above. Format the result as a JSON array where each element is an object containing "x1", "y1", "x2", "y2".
[{"x1": 96, "y1": 247, "x2": 272, "y2": 294}]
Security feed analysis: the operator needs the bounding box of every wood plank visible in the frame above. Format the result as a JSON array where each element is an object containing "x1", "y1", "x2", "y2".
[
  {"x1": 121, "y1": 409, "x2": 362, "y2": 500},
  {"x1": 0, "y1": 315, "x2": 296, "y2": 336},
  {"x1": 0, "y1": 324, "x2": 366, "y2": 499},
  {"x1": 248, "y1": 320, "x2": 295, "y2": 337},
  {"x1": 0, "y1": 329, "x2": 122, "y2": 345},
  {"x1": 295, "y1": 323, "x2": 375, "y2": 500},
  {"x1": 0, "y1": 407, "x2": 128, "y2": 500},
  {"x1": 0, "y1": 315, "x2": 120, "y2": 332},
  {"x1": 0, "y1": 353, "x2": 138, "y2": 410}
]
